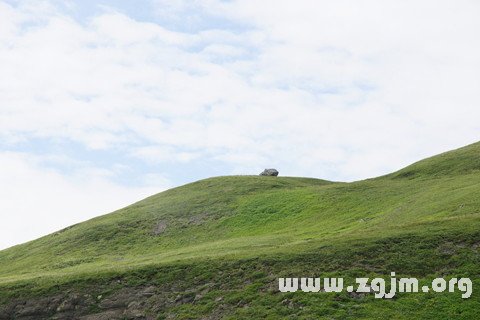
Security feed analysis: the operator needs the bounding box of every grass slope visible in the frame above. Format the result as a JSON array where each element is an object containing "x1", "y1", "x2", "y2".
[{"x1": 1, "y1": 142, "x2": 480, "y2": 319}]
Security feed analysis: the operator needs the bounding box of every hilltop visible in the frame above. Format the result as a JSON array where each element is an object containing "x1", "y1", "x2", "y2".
[{"x1": 0, "y1": 142, "x2": 479, "y2": 319}]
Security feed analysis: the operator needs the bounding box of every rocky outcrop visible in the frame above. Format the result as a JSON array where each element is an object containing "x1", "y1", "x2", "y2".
[
  {"x1": 259, "y1": 169, "x2": 279, "y2": 176},
  {"x1": 0, "y1": 285, "x2": 163, "y2": 320},
  {"x1": 153, "y1": 221, "x2": 167, "y2": 235}
]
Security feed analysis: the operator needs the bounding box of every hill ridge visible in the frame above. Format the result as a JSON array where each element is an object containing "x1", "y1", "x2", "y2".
[{"x1": 1, "y1": 142, "x2": 480, "y2": 318}]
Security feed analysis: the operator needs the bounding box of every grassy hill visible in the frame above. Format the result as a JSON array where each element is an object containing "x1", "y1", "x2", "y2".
[{"x1": 0, "y1": 142, "x2": 479, "y2": 319}]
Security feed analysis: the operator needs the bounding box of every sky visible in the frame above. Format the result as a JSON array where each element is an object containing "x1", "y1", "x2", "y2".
[{"x1": 0, "y1": 0, "x2": 479, "y2": 250}]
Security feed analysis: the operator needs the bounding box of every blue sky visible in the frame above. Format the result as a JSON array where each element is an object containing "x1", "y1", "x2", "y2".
[{"x1": 0, "y1": 0, "x2": 479, "y2": 249}]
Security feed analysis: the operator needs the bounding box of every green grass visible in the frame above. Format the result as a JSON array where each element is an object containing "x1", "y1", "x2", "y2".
[{"x1": 1, "y1": 141, "x2": 480, "y2": 318}]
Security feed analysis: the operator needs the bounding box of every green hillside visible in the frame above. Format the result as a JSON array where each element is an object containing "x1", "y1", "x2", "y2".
[{"x1": 0, "y1": 142, "x2": 479, "y2": 319}]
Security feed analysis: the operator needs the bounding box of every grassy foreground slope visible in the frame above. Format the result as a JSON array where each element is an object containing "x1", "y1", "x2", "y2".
[{"x1": 0, "y1": 142, "x2": 479, "y2": 319}]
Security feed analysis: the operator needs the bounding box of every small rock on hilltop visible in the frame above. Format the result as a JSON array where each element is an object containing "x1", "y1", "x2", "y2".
[{"x1": 259, "y1": 169, "x2": 279, "y2": 176}]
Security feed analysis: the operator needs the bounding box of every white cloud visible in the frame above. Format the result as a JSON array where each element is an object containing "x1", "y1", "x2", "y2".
[
  {"x1": 0, "y1": 151, "x2": 169, "y2": 250},
  {"x1": 132, "y1": 145, "x2": 199, "y2": 163},
  {"x1": 1, "y1": 1, "x2": 477, "y2": 175}
]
